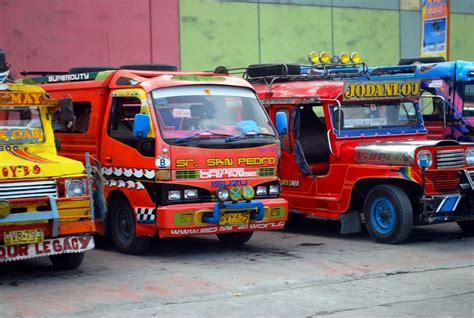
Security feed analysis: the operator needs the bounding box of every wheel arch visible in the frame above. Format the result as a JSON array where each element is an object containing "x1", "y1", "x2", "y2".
[{"x1": 349, "y1": 178, "x2": 421, "y2": 216}]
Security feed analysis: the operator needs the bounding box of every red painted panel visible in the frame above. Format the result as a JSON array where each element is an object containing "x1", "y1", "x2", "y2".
[{"x1": 0, "y1": 0, "x2": 179, "y2": 78}]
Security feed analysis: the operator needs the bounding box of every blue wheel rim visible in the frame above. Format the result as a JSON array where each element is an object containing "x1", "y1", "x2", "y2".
[{"x1": 370, "y1": 197, "x2": 395, "y2": 234}]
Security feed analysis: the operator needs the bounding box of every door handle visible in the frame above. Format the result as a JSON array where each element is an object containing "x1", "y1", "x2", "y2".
[{"x1": 105, "y1": 155, "x2": 112, "y2": 162}]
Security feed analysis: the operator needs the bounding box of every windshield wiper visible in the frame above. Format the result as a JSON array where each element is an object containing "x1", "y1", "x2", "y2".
[
  {"x1": 175, "y1": 130, "x2": 232, "y2": 144},
  {"x1": 225, "y1": 131, "x2": 276, "y2": 142}
]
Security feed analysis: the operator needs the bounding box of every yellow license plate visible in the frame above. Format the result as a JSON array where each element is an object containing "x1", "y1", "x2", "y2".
[
  {"x1": 4, "y1": 229, "x2": 44, "y2": 246},
  {"x1": 219, "y1": 212, "x2": 250, "y2": 225}
]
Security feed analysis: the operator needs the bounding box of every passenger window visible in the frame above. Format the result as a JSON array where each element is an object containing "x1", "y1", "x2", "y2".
[
  {"x1": 53, "y1": 101, "x2": 92, "y2": 133},
  {"x1": 107, "y1": 97, "x2": 155, "y2": 157}
]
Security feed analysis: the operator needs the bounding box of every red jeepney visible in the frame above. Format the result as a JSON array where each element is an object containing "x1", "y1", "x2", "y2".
[
  {"x1": 246, "y1": 64, "x2": 474, "y2": 244},
  {"x1": 19, "y1": 66, "x2": 288, "y2": 253}
]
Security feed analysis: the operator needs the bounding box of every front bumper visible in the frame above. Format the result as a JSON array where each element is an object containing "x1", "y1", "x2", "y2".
[
  {"x1": 155, "y1": 198, "x2": 288, "y2": 238},
  {"x1": 0, "y1": 235, "x2": 94, "y2": 263},
  {"x1": 420, "y1": 172, "x2": 474, "y2": 223}
]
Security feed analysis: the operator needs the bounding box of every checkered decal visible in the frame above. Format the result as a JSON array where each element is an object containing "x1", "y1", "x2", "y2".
[{"x1": 135, "y1": 208, "x2": 156, "y2": 223}]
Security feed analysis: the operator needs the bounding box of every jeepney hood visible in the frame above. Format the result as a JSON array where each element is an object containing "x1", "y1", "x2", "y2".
[
  {"x1": 0, "y1": 148, "x2": 85, "y2": 180},
  {"x1": 169, "y1": 144, "x2": 278, "y2": 180},
  {"x1": 354, "y1": 140, "x2": 460, "y2": 166}
]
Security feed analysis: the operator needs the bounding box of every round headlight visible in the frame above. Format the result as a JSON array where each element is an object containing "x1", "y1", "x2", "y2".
[
  {"x1": 350, "y1": 52, "x2": 361, "y2": 63},
  {"x1": 466, "y1": 147, "x2": 474, "y2": 166},
  {"x1": 242, "y1": 186, "x2": 255, "y2": 201},
  {"x1": 308, "y1": 51, "x2": 319, "y2": 64},
  {"x1": 229, "y1": 186, "x2": 242, "y2": 202},
  {"x1": 417, "y1": 150, "x2": 433, "y2": 169},
  {"x1": 340, "y1": 52, "x2": 350, "y2": 64},
  {"x1": 66, "y1": 179, "x2": 86, "y2": 197},
  {"x1": 216, "y1": 187, "x2": 229, "y2": 202},
  {"x1": 320, "y1": 51, "x2": 331, "y2": 64},
  {"x1": 0, "y1": 201, "x2": 11, "y2": 218}
]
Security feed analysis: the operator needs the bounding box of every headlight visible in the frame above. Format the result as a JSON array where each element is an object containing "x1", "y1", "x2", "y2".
[
  {"x1": 256, "y1": 186, "x2": 268, "y2": 196},
  {"x1": 65, "y1": 179, "x2": 86, "y2": 197},
  {"x1": 184, "y1": 189, "x2": 198, "y2": 199},
  {"x1": 417, "y1": 150, "x2": 433, "y2": 169},
  {"x1": 168, "y1": 190, "x2": 182, "y2": 201},
  {"x1": 466, "y1": 148, "x2": 474, "y2": 166},
  {"x1": 269, "y1": 184, "x2": 280, "y2": 195},
  {"x1": 216, "y1": 187, "x2": 229, "y2": 202}
]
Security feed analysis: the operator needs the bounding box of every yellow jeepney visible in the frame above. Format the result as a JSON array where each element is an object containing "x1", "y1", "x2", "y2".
[{"x1": 0, "y1": 83, "x2": 95, "y2": 269}]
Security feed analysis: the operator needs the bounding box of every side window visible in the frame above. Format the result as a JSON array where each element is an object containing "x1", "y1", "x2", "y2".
[
  {"x1": 276, "y1": 108, "x2": 291, "y2": 151},
  {"x1": 420, "y1": 91, "x2": 435, "y2": 116},
  {"x1": 107, "y1": 96, "x2": 155, "y2": 157},
  {"x1": 108, "y1": 97, "x2": 141, "y2": 138},
  {"x1": 53, "y1": 101, "x2": 92, "y2": 133}
]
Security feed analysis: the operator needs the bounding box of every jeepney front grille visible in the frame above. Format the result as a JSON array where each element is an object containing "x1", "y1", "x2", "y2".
[
  {"x1": 0, "y1": 180, "x2": 57, "y2": 200},
  {"x1": 425, "y1": 170, "x2": 460, "y2": 192},
  {"x1": 436, "y1": 149, "x2": 465, "y2": 169}
]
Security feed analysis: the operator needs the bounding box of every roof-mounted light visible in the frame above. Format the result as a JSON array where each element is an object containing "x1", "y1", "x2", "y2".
[
  {"x1": 340, "y1": 52, "x2": 350, "y2": 64},
  {"x1": 350, "y1": 52, "x2": 361, "y2": 63},
  {"x1": 308, "y1": 51, "x2": 320, "y2": 64},
  {"x1": 320, "y1": 51, "x2": 331, "y2": 64}
]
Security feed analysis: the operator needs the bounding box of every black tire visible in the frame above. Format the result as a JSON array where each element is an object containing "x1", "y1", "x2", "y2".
[
  {"x1": 457, "y1": 221, "x2": 474, "y2": 235},
  {"x1": 119, "y1": 64, "x2": 178, "y2": 71},
  {"x1": 246, "y1": 63, "x2": 301, "y2": 78},
  {"x1": 68, "y1": 66, "x2": 117, "y2": 74},
  {"x1": 110, "y1": 196, "x2": 151, "y2": 254},
  {"x1": 217, "y1": 232, "x2": 254, "y2": 246},
  {"x1": 364, "y1": 185, "x2": 413, "y2": 244},
  {"x1": 50, "y1": 252, "x2": 85, "y2": 270}
]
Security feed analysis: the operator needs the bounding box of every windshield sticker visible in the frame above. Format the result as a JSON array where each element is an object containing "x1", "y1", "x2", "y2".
[
  {"x1": 0, "y1": 128, "x2": 43, "y2": 144},
  {"x1": 172, "y1": 108, "x2": 191, "y2": 118},
  {"x1": 343, "y1": 81, "x2": 420, "y2": 100}
]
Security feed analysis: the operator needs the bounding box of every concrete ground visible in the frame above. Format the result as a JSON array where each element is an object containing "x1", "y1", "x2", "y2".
[{"x1": 1, "y1": 218, "x2": 473, "y2": 318}]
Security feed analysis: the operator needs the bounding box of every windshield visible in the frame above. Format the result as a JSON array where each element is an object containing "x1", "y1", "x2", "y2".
[
  {"x1": 463, "y1": 82, "x2": 474, "y2": 117},
  {"x1": 152, "y1": 85, "x2": 276, "y2": 144},
  {"x1": 330, "y1": 102, "x2": 423, "y2": 136},
  {"x1": 0, "y1": 106, "x2": 44, "y2": 144}
]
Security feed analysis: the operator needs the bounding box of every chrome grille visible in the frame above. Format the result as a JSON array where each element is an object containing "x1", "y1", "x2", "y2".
[
  {"x1": 0, "y1": 180, "x2": 57, "y2": 200},
  {"x1": 436, "y1": 149, "x2": 465, "y2": 169}
]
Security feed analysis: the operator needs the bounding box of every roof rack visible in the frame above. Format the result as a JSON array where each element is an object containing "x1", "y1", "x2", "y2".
[{"x1": 20, "y1": 71, "x2": 69, "y2": 76}]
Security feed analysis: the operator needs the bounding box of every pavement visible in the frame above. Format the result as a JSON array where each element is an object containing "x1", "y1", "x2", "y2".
[{"x1": 1, "y1": 218, "x2": 473, "y2": 318}]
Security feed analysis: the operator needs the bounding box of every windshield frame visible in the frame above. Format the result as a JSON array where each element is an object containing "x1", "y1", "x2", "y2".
[
  {"x1": 151, "y1": 84, "x2": 277, "y2": 146},
  {"x1": 0, "y1": 106, "x2": 45, "y2": 145},
  {"x1": 329, "y1": 100, "x2": 426, "y2": 138}
]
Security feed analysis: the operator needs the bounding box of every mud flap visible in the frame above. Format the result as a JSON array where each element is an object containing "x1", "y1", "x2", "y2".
[{"x1": 340, "y1": 211, "x2": 362, "y2": 234}]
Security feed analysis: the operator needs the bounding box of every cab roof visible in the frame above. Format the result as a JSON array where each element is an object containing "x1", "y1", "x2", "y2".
[{"x1": 19, "y1": 69, "x2": 255, "y2": 92}]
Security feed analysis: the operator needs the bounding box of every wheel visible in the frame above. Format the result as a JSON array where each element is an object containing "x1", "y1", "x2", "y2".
[
  {"x1": 68, "y1": 66, "x2": 117, "y2": 74},
  {"x1": 50, "y1": 252, "x2": 85, "y2": 270},
  {"x1": 457, "y1": 220, "x2": 474, "y2": 235},
  {"x1": 246, "y1": 63, "x2": 301, "y2": 78},
  {"x1": 119, "y1": 64, "x2": 178, "y2": 71},
  {"x1": 364, "y1": 185, "x2": 413, "y2": 244},
  {"x1": 110, "y1": 196, "x2": 151, "y2": 254},
  {"x1": 217, "y1": 232, "x2": 254, "y2": 246}
]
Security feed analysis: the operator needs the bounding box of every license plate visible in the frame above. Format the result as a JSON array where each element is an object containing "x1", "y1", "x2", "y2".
[
  {"x1": 219, "y1": 212, "x2": 250, "y2": 225},
  {"x1": 4, "y1": 229, "x2": 44, "y2": 246}
]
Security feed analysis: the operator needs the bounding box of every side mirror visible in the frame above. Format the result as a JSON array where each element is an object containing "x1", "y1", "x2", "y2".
[
  {"x1": 275, "y1": 111, "x2": 288, "y2": 135},
  {"x1": 133, "y1": 113, "x2": 150, "y2": 138},
  {"x1": 59, "y1": 97, "x2": 75, "y2": 122}
]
